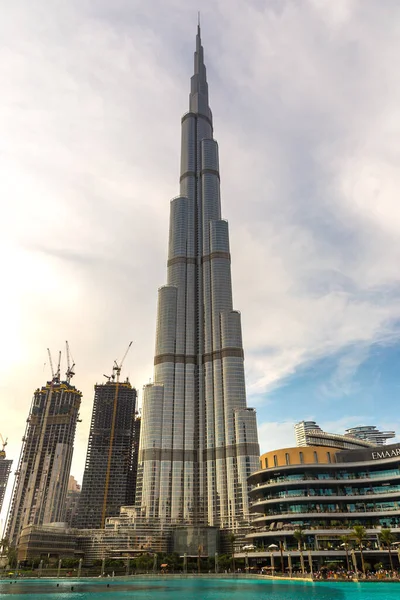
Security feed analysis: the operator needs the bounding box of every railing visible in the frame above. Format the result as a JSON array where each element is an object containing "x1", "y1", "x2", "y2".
[
  {"x1": 250, "y1": 472, "x2": 400, "y2": 489},
  {"x1": 249, "y1": 523, "x2": 400, "y2": 533},
  {"x1": 251, "y1": 488, "x2": 400, "y2": 504},
  {"x1": 252, "y1": 506, "x2": 400, "y2": 518}
]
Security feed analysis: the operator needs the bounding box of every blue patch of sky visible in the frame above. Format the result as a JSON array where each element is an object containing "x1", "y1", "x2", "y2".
[{"x1": 251, "y1": 340, "x2": 400, "y2": 430}]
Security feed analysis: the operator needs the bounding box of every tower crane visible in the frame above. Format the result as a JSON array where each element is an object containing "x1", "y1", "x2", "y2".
[
  {"x1": 112, "y1": 341, "x2": 133, "y2": 383},
  {"x1": 47, "y1": 348, "x2": 61, "y2": 383},
  {"x1": 0, "y1": 433, "x2": 7, "y2": 457},
  {"x1": 47, "y1": 348, "x2": 55, "y2": 380},
  {"x1": 55, "y1": 351, "x2": 61, "y2": 382},
  {"x1": 65, "y1": 341, "x2": 75, "y2": 383}
]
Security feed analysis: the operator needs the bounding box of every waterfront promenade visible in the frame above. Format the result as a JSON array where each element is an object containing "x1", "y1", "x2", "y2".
[{"x1": 1, "y1": 575, "x2": 400, "y2": 600}]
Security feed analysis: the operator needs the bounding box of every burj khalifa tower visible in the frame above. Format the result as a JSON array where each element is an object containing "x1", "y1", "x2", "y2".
[{"x1": 136, "y1": 25, "x2": 260, "y2": 533}]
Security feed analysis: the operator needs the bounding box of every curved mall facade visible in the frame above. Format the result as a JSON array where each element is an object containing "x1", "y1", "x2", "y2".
[{"x1": 242, "y1": 443, "x2": 400, "y2": 566}]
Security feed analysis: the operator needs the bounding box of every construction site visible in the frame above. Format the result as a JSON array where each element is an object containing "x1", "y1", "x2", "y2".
[
  {"x1": 73, "y1": 343, "x2": 139, "y2": 530},
  {"x1": 5, "y1": 343, "x2": 82, "y2": 546},
  {"x1": 0, "y1": 435, "x2": 12, "y2": 515}
]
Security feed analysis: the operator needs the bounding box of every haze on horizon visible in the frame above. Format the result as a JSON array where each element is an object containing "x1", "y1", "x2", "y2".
[{"x1": 2, "y1": 0, "x2": 400, "y2": 524}]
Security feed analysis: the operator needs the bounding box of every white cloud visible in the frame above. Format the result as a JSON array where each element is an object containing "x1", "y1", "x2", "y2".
[
  {"x1": 1, "y1": 0, "x2": 400, "y2": 522},
  {"x1": 257, "y1": 420, "x2": 297, "y2": 455}
]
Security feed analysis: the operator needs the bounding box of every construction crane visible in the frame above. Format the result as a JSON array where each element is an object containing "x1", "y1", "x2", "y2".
[
  {"x1": 47, "y1": 348, "x2": 61, "y2": 383},
  {"x1": 0, "y1": 433, "x2": 7, "y2": 457},
  {"x1": 47, "y1": 348, "x2": 54, "y2": 380},
  {"x1": 65, "y1": 341, "x2": 75, "y2": 383},
  {"x1": 101, "y1": 341, "x2": 133, "y2": 527},
  {"x1": 112, "y1": 341, "x2": 133, "y2": 383}
]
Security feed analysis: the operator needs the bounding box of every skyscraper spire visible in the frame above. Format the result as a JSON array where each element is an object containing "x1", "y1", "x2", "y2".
[
  {"x1": 190, "y1": 19, "x2": 211, "y2": 119},
  {"x1": 136, "y1": 26, "x2": 259, "y2": 534}
]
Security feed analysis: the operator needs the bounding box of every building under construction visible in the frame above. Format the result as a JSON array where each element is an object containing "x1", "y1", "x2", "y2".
[
  {"x1": 0, "y1": 436, "x2": 12, "y2": 514},
  {"x1": 6, "y1": 350, "x2": 82, "y2": 546},
  {"x1": 73, "y1": 379, "x2": 138, "y2": 529}
]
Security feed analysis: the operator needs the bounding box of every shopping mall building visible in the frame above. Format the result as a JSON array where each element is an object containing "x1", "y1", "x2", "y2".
[{"x1": 240, "y1": 442, "x2": 400, "y2": 570}]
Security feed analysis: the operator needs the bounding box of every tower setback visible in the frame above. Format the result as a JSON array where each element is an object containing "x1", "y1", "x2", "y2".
[
  {"x1": 73, "y1": 380, "x2": 138, "y2": 529},
  {"x1": 6, "y1": 380, "x2": 81, "y2": 545},
  {"x1": 136, "y1": 26, "x2": 260, "y2": 532}
]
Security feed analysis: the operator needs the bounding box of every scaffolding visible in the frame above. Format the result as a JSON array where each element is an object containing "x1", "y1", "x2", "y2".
[
  {"x1": 73, "y1": 381, "x2": 138, "y2": 530},
  {"x1": 0, "y1": 437, "x2": 12, "y2": 515},
  {"x1": 6, "y1": 380, "x2": 82, "y2": 545}
]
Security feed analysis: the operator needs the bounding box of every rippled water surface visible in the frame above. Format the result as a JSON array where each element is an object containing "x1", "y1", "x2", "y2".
[{"x1": 1, "y1": 577, "x2": 399, "y2": 599}]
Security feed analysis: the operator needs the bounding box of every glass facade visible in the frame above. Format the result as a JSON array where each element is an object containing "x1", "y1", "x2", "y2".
[
  {"x1": 247, "y1": 445, "x2": 400, "y2": 549},
  {"x1": 136, "y1": 27, "x2": 260, "y2": 533},
  {"x1": 172, "y1": 526, "x2": 219, "y2": 556}
]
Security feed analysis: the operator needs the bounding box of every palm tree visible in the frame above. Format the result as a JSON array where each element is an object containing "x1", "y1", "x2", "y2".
[
  {"x1": 293, "y1": 529, "x2": 306, "y2": 576},
  {"x1": 340, "y1": 535, "x2": 352, "y2": 572},
  {"x1": 0, "y1": 538, "x2": 8, "y2": 556},
  {"x1": 228, "y1": 534, "x2": 236, "y2": 573},
  {"x1": 279, "y1": 541, "x2": 285, "y2": 575},
  {"x1": 293, "y1": 529, "x2": 305, "y2": 551},
  {"x1": 352, "y1": 525, "x2": 367, "y2": 577},
  {"x1": 379, "y1": 529, "x2": 394, "y2": 571},
  {"x1": 197, "y1": 545, "x2": 202, "y2": 574}
]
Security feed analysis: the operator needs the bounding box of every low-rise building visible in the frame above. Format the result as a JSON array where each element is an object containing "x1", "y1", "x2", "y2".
[
  {"x1": 18, "y1": 523, "x2": 80, "y2": 562},
  {"x1": 243, "y1": 443, "x2": 400, "y2": 569},
  {"x1": 294, "y1": 421, "x2": 395, "y2": 450}
]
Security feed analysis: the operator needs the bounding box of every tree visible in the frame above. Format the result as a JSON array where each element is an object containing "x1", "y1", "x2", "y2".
[
  {"x1": 62, "y1": 558, "x2": 80, "y2": 569},
  {"x1": 0, "y1": 539, "x2": 17, "y2": 569},
  {"x1": 293, "y1": 529, "x2": 305, "y2": 551},
  {"x1": 378, "y1": 528, "x2": 394, "y2": 571},
  {"x1": 340, "y1": 534, "x2": 352, "y2": 572},
  {"x1": 197, "y1": 545, "x2": 202, "y2": 574},
  {"x1": 293, "y1": 529, "x2": 306, "y2": 576},
  {"x1": 228, "y1": 534, "x2": 236, "y2": 572},
  {"x1": 279, "y1": 541, "x2": 285, "y2": 575},
  {"x1": 352, "y1": 525, "x2": 367, "y2": 577},
  {"x1": 7, "y1": 547, "x2": 18, "y2": 569},
  {"x1": 134, "y1": 553, "x2": 153, "y2": 572},
  {"x1": 217, "y1": 554, "x2": 231, "y2": 572},
  {"x1": 0, "y1": 538, "x2": 9, "y2": 555}
]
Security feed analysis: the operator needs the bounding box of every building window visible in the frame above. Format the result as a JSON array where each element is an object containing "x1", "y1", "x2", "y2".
[
  {"x1": 299, "y1": 451, "x2": 304, "y2": 464},
  {"x1": 264, "y1": 457, "x2": 268, "y2": 469},
  {"x1": 327, "y1": 452, "x2": 331, "y2": 463},
  {"x1": 285, "y1": 453, "x2": 290, "y2": 466},
  {"x1": 274, "y1": 455, "x2": 278, "y2": 467},
  {"x1": 314, "y1": 451, "x2": 319, "y2": 464}
]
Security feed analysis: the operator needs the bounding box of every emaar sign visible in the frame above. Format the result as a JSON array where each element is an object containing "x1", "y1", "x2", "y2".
[
  {"x1": 336, "y1": 442, "x2": 400, "y2": 464},
  {"x1": 372, "y1": 447, "x2": 400, "y2": 460}
]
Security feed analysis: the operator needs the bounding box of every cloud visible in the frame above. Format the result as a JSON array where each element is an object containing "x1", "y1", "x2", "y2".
[
  {"x1": 1, "y1": 0, "x2": 400, "y2": 521},
  {"x1": 257, "y1": 420, "x2": 297, "y2": 455}
]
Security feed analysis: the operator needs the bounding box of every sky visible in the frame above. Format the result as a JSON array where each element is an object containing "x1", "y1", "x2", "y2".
[{"x1": 1, "y1": 0, "x2": 400, "y2": 525}]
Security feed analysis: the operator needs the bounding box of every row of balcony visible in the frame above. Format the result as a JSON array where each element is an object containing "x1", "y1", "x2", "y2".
[
  {"x1": 250, "y1": 472, "x2": 400, "y2": 489},
  {"x1": 251, "y1": 488, "x2": 400, "y2": 505},
  {"x1": 252, "y1": 505, "x2": 400, "y2": 520}
]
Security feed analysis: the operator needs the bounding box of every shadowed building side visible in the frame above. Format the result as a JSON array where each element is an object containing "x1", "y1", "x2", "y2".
[{"x1": 73, "y1": 381, "x2": 137, "y2": 529}]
